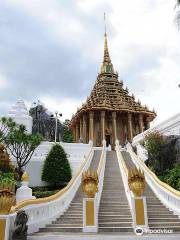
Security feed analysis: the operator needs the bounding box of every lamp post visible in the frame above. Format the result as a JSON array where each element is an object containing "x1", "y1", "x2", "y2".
[{"x1": 54, "y1": 111, "x2": 62, "y2": 143}]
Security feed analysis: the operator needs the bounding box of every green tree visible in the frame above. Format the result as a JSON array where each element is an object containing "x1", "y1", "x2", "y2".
[
  {"x1": 6, "y1": 125, "x2": 42, "y2": 179},
  {"x1": 0, "y1": 117, "x2": 17, "y2": 145},
  {"x1": 143, "y1": 131, "x2": 176, "y2": 175},
  {"x1": 62, "y1": 119, "x2": 73, "y2": 143},
  {"x1": 163, "y1": 164, "x2": 180, "y2": 191},
  {"x1": 42, "y1": 144, "x2": 72, "y2": 187}
]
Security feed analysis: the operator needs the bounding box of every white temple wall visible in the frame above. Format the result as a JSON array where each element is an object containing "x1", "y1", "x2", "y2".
[{"x1": 10, "y1": 141, "x2": 92, "y2": 187}]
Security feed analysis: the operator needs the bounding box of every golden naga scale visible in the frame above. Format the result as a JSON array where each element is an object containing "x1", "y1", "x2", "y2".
[
  {"x1": 82, "y1": 169, "x2": 99, "y2": 198},
  {"x1": 128, "y1": 167, "x2": 146, "y2": 197},
  {"x1": 0, "y1": 179, "x2": 16, "y2": 214}
]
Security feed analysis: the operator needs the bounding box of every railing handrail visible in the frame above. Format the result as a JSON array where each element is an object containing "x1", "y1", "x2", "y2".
[
  {"x1": 10, "y1": 144, "x2": 94, "y2": 213},
  {"x1": 116, "y1": 142, "x2": 128, "y2": 177},
  {"x1": 115, "y1": 140, "x2": 132, "y2": 209},
  {"x1": 127, "y1": 143, "x2": 180, "y2": 198},
  {"x1": 96, "y1": 140, "x2": 106, "y2": 210},
  {"x1": 97, "y1": 140, "x2": 106, "y2": 176}
]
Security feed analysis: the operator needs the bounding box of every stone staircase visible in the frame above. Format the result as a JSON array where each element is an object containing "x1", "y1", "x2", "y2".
[
  {"x1": 98, "y1": 151, "x2": 133, "y2": 232},
  {"x1": 36, "y1": 150, "x2": 102, "y2": 233},
  {"x1": 121, "y1": 150, "x2": 180, "y2": 232}
]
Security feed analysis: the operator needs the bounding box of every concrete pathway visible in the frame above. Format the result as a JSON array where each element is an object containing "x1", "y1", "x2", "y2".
[{"x1": 28, "y1": 232, "x2": 180, "y2": 240}]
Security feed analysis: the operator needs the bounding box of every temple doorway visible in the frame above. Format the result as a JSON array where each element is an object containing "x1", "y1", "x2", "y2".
[{"x1": 105, "y1": 134, "x2": 111, "y2": 147}]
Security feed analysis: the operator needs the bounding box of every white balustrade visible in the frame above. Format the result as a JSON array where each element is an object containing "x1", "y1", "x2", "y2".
[
  {"x1": 127, "y1": 143, "x2": 180, "y2": 217},
  {"x1": 96, "y1": 140, "x2": 107, "y2": 211},
  {"x1": 9, "y1": 142, "x2": 94, "y2": 234}
]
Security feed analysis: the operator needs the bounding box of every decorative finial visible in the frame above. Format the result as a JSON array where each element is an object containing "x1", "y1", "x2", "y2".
[
  {"x1": 100, "y1": 13, "x2": 115, "y2": 74},
  {"x1": 104, "y1": 12, "x2": 107, "y2": 36},
  {"x1": 21, "y1": 172, "x2": 29, "y2": 182}
]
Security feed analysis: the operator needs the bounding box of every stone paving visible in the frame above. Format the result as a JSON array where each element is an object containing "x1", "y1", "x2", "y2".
[{"x1": 28, "y1": 232, "x2": 180, "y2": 240}]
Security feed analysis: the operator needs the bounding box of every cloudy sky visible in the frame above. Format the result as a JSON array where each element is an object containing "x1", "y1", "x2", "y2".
[{"x1": 0, "y1": 0, "x2": 180, "y2": 124}]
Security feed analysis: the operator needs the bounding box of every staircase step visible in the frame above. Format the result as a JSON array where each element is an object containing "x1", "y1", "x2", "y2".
[
  {"x1": 99, "y1": 207, "x2": 130, "y2": 210},
  {"x1": 99, "y1": 227, "x2": 133, "y2": 232},
  {"x1": 60, "y1": 213, "x2": 82, "y2": 217},
  {"x1": 100, "y1": 201, "x2": 128, "y2": 204},
  {"x1": 149, "y1": 222, "x2": 180, "y2": 227},
  {"x1": 40, "y1": 227, "x2": 82, "y2": 232},
  {"x1": 149, "y1": 218, "x2": 180, "y2": 222},
  {"x1": 46, "y1": 223, "x2": 82, "y2": 227},
  {"x1": 98, "y1": 218, "x2": 132, "y2": 222},
  {"x1": 99, "y1": 151, "x2": 133, "y2": 233},
  {"x1": 147, "y1": 209, "x2": 172, "y2": 213},
  {"x1": 57, "y1": 216, "x2": 82, "y2": 220},
  {"x1": 53, "y1": 219, "x2": 83, "y2": 224}
]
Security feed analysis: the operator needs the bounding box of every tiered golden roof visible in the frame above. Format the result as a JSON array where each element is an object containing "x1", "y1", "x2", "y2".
[{"x1": 71, "y1": 32, "x2": 156, "y2": 124}]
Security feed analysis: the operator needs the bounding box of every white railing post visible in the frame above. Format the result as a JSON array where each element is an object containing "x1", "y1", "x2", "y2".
[
  {"x1": 83, "y1": 197, "x2": 98, "y2": 232},
  {"x1": 131, "y1": 194, "x2": 149, "y2": 233}
]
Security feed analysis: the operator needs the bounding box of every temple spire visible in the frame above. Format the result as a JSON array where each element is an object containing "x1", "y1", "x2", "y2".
[
  {"x1": 104, "y1": 12, "x2": 107, "y2": 35},
  {"x1": 101, "y1": 13, "x2": 114, "y2": 74}
]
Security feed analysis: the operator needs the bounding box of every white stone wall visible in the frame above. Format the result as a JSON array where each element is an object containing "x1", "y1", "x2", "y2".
[{"x1": 10, "y1": 141, "x2": 92, "y2": 187}]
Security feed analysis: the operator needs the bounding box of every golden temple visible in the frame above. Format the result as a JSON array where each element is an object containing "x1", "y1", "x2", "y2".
[{"x1": 70, "y1": 30, "x2": 156, "y2": 148}]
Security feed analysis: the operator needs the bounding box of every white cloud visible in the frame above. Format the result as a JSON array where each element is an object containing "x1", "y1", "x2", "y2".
[
  {"x1": 0, "y1": 72, "x2": 8, "y2": 89},
  {"x1": 6, "y1": 0, "x2": 84, "y2": 46},
  {"x1": 40, "y1": 96, "x2": 84, "y2": 121},
  {"x1": 1, "y1": 0, "x2": 180, "y2": 125}
]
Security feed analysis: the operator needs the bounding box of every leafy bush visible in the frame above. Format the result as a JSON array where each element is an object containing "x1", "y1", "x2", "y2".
[
  {"x1": 33, "y1": 190, "x2": 59, "y2": 198},
  {"x1": 0, "y1": 117, "x2": 17, "y2": 145},
  {"x1": 31, "y1": 186, "x2": 66, "y2": 198},
  {"x1": 0, "y1": 172, "x2": 18, "y2": 192},
  {"x1": 0, "y1": 172, "x2": 17, "y2": 181},
  {"x1": 162, "y1": 164, "x2": 180, "y2": 191},
  {"x1": 142, "y1": 131, "x2": 176, "y2": 175},
  {"x1": 42, "y1": 144, "x2": 72, "y2": 187},
  {"x1": 31, "y1": 185, "x2": 66, "y2": 192}
]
